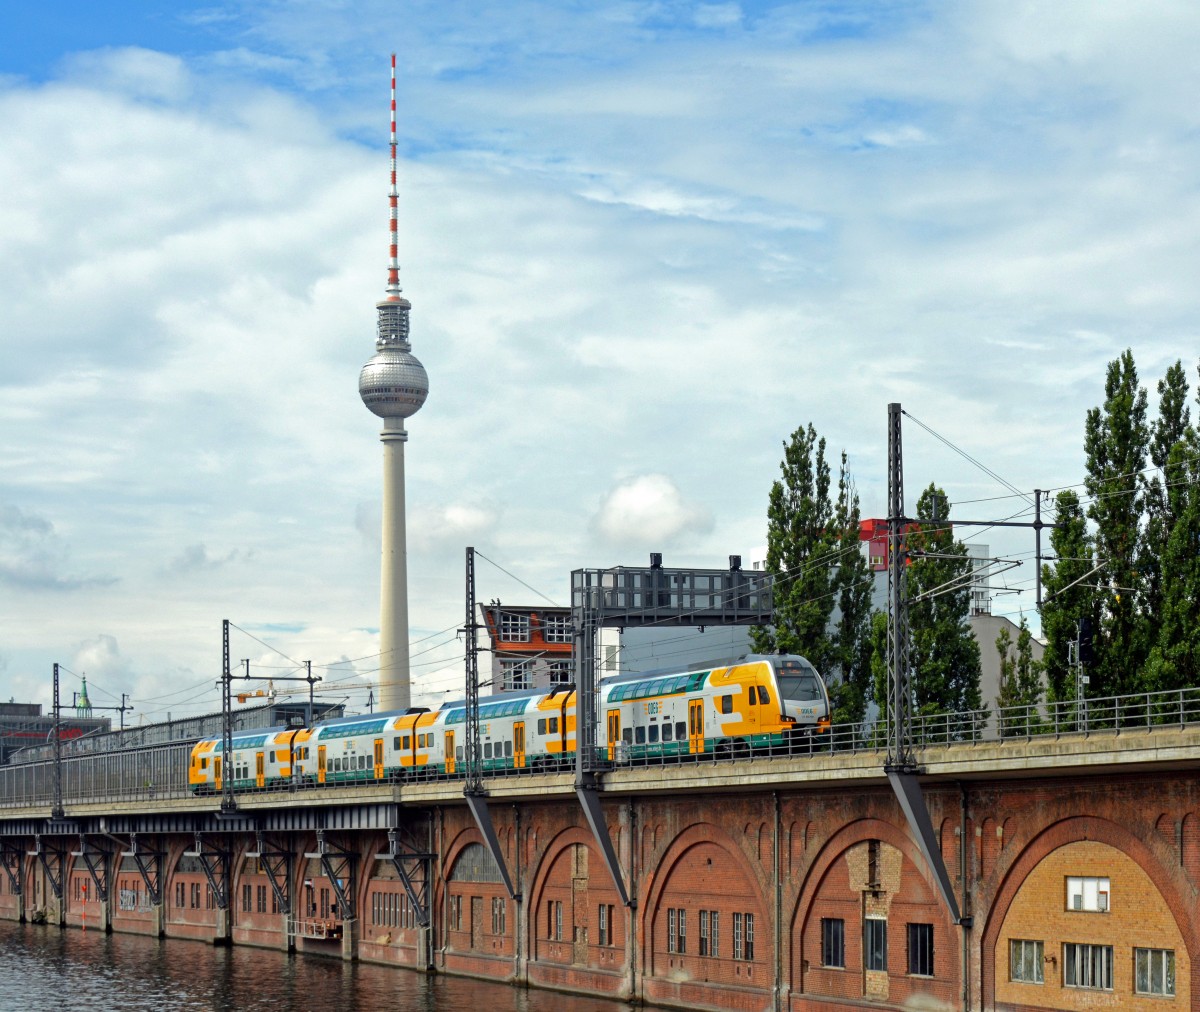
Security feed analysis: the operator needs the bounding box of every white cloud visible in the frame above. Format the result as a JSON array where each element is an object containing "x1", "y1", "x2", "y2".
[{"x1": 591, "y1": 474, "x2": 713, "y2": 550}]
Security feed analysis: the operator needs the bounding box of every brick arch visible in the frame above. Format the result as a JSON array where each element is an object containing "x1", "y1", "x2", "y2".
[
  {"x1": 525, "y1": 824, "x2": 602, "y2": 916},
  {"x1": 637, "y1": 820, "x2": 771, "y2": 974},
  {"x1": 789, "y1": 816, "x2": 958, "y2": 996},
  {"x1": 980, "y1": 814, "x2": 1200, "y2": 1005}
]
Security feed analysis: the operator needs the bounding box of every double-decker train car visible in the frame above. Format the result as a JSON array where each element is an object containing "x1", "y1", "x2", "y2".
[{"x1": 187, "y1": 653, "x2": 829, "y2": 793}]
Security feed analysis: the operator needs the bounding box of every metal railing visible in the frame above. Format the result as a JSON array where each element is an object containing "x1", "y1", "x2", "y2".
[{"x1": 4, "y1": 684, "x2": 1200, "y2": 811}]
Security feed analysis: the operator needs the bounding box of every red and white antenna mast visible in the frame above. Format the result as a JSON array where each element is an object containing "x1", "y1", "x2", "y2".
[{"x1": 386, "y1": 52, "x2": 402, "y2": 301}]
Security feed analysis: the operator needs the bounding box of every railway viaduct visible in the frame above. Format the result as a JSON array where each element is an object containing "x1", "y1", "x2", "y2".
[{"x1": 2, "y1": 729, "x2": 1200, "y2": 1012}]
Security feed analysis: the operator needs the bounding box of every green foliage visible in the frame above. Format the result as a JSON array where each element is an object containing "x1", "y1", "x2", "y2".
[
  {"x1": 995, "y1": 618, "x2": 1044, "y2": 736},
  {"x1": 905, "y1": 484, "x2": 983, "y2": 715},
  {"x1": 1083, "y1": 349, "x2": 1149, "y2": 695},
  {"x1": 754, "y1": 425, "x2": 876, "y2": 728},
  {"x1": 1040, "y1": 491, "x2": 1095, "y2": 703}
]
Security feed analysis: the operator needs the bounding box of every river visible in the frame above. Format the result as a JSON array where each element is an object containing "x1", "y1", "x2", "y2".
[{"x1": 0, "y1": 920, "x2": 663, "y2": 1012}]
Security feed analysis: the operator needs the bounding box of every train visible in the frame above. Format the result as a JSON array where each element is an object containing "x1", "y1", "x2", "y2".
[{"x1": 187, "y1": 653, "x2": 831, "y2": 793}]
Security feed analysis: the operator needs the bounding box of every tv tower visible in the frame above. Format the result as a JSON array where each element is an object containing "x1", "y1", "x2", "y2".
[{"x1": 358, "y1": 54, "x2": 429, "y2": 713}]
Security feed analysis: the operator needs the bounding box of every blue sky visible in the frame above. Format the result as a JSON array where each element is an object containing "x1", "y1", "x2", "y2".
[{"x1": 2, "y1": 1, "x2": 1198, "y2": 720}]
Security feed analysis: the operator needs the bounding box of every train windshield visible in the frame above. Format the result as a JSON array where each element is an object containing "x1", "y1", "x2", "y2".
[{"x1": 775, "y1": 659, "x2": 823, "y2": 701}]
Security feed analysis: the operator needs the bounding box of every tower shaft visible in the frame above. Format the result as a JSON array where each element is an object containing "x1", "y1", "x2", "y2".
[{"x1": 378, "y1": 421, "x2": 411, "y2": 712}]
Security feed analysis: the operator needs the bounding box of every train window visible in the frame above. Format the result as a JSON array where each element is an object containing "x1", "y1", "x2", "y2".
[
  {"x1": 648, "y1": 725, "x2": 660, "y2": 744},
  {"x1": 200, "y1": 758, "x2": 207, "y2": 770},
  {"x1": 635, "y1": 727, "x2": 646, "y2": 744},
  {"x1": 403, "y1": 735, "x2": 411, "y2": 749},
  {"x1": 484, "y1": 742, "x2": 493, "y2": 759},
  {"x1": 394, "y1": 737, "x2": 401, "y2": 750},
  {"x1": 549, "y1": 717, "x2": 559, "y2": 733},
  {"x1": 456, "y1": 746, "x2": 464, "y2": 761},
  {"x1": 538, "y1": 719, "x2": 547, "y2": 735},
  {"x1": 418, "y1": 734, "x2": 427, "y2": 748},
  {"x1": 662, "y1": 723, "x2": 673, "y2": 742},
  {"x1": 326, "y1": 758, "x2": 333, "y2": 771},
  {"x1": 505, "y1": 741, "x2": 513, "y2": 758},
  {"x1": 676, "y1": 721, "x2": 687, "y2": 740},
  {"x1": 720, "y1": 695, "x2": 734, "y2": 714},
  {"x1": 623, "y1": 728, "x2": 633, "y2": 745},
  {"x1": 758, "y1": 686, "x2": 770, "y2": 704}
]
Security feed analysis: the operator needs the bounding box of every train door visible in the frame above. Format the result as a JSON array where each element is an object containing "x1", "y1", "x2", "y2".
[
  {"x1": 214, "y1": 755, "x2": 222, "y2": 791},
  {"x1": 255, "y1": 751, "x2": 265, "y2": 789},
  {"x1": 373, "y1": 738, "x2": 384, "y2": 780},
  {"x1": 445, "y1": 731, "x2": 456, "y2": 774},
  {"x1": 514, "y1": 722, "x2": 526, "y2": 769},
  {"x1": 607, "y1": 710, "x2": 620, "y2": 761},
  {"x1": 688, "y1": 699, "x2": 705, "y2": 754},
  {"x1": 317, "y1": 745, "x2": 327, "y2": 785}
]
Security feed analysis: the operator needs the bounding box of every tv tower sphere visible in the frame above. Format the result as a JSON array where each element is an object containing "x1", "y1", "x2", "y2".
[{"x1": 358, "y1": 295, "x2": 429, "y2": 420}]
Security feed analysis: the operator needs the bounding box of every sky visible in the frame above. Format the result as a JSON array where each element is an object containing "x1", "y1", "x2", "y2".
[{"x1": 3, "y1": 0, "x2": 1199, "y2": 723}]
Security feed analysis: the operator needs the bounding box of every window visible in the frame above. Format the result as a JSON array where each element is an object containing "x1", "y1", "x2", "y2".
[
  {"x1": 1010, "y1": 939, "x2": 1044, "y2": 983},
  {"x1": 1063, "y1": 943, "x2": 1113, "y2": 990},
  {"x1": 538, "y1": 719, "x2": 547, "y2": 735},
  {"x1": 542, "y1": 613, "x2": 573, "y2": 644},
  {"x1": 1066, "y1": 876, "x2": 1110, "y2": 912},
  {"x1": 500, "y1": 659, "x2": 532, "y2": 691},
  {"x1": 491, "y1": 896, "x2": 506, "y2": 935},
  {"x1": 484, "y1": 742, "x2": 493, "y2": 759},
  {"x1": 867, "y1": 839, "x2": 881, "y2": 889},
  {"x1": 667, "y1": 908, "x2": 686, "y2": 954},
  {"x1": 662, "y1": 722, "x2": 674, "y2": 742},
  {"x1": 710, "y1": 910, "x2": 719, "y2": 957},
  {"x1": 498, "y1": 612, "x2": 531, "y2": 642},
  {"x1": 758, "y1": 686, "x2": 770, "y2": 704},
  {"x1": 1135, "y1": 948, "x2": 1175, "y2": 996},
  {"x1": 720, "y1": 694, "x2": 734, "y2": 714},
  {"x1": 907, "y1": 923, "x2": 934, "y2": 976},
  {"x1": 864, "y1": 918, "x2": 887, "y2": 971},
  {"x1": 700, "y1": 909, "x2": 711, "y2": 956},
  {"x1": 635, "y1": 726, "x2": 646, "y2": 744},
  {"x1": 549, "y1": 660, "x2": 572, "y2": 683},
  {"x1": 744, "y1": 912, "x2": 754, "y2": 961},
  {"x1": 554, "y1": 900, "x2": 563, "y2": 941},
  {"x1": 598, "y1": 903, "x2": 614, "y2": 946},
  {"x1": 733, "y1": 912, "x2": 753, "y2": 960},
  {"x1": 676, "y1": 721, "x2": 687, "y2": 740},
  {"x1": 648, "y1": 724, "x2": 660, "y2": 743},
  {"x1": 257, "y1": 884, "x2": 267, "y2": 913},
  {"x1": 821, "y1": 918, "x2": 845, "y2": 968},
  {"x1": 448, "y1": 894, "x2": 462, "y2": 931}
]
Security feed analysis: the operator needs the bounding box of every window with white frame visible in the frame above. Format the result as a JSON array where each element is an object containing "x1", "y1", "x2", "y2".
[
  {"x1": 500, "y1": 659, "x2": 532, "y2": 691},
  {"x1": 732, "y1": 912, "x2": 754, "y2": 961},
  {"x1": 542, "y1": 613, "x2": 572, "y2": 643},
  {"x1": 498, "y1": 611, "x2": 531, "y2": 642},
  {"x1": 1066, "y1": 876, "x2": 1110, "y2": 912},
  {"x1": 667, "y1": 907, "x2": 686, "y2": 954},
  {"x1": 1063, "y1": 943, "x2": 1113, "y2": 990},
  {"x1": 598, "y1": 903, "x2": 614, "y2": 946},
  {"x1": 549, "y1": 659, "x2": 572, "y2": 684},
  {"x1": 491, "y1": 896, "x2": 506, "y2": 935},
  {"x1": 1135, "y1": 948, "x2": 1175, "y2": 996},
  {"x1": 1009, "y1": 939, "x2": 1044, "y2": 983}
]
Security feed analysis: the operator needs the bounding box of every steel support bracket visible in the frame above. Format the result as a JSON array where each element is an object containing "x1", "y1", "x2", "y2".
[
  {"x1": 186, "y1": 833, "x2": 231, "y2": 910},
  {"x1": 245, "y1": 831, "x2": 293, "y2": 915},
  {"x1": 464, "y1": 791, "x2": 519, "y2": 900},
  {"x1": 304, "y1": 829, "x2": 357, "y2": 920},
  {"x1": 375, "y1": 827, "x2": 434, "y2": 928},
  {"x1": 1, "y1": 841, "x2": 23, "y2": 896},
  {"x1": 575, "y1": 775, "x2": 633, "y2": 908},
  {"x1": 28, "y1": 833, "x2": 70, "y2": 901},
  {"x1": 70, "y1": 835, "x2": 110, "y2": 904},
  {"x1": 886, "y1": 769, "x2": 964, "y2": 925},
  {"x1": 122, "y1": 834, "x2": 163, "y2": 907}
]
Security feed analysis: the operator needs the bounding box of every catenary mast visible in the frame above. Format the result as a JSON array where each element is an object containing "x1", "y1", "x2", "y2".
[{"x1": 358, "y1": 54, "x2": 429, "y2": 713}]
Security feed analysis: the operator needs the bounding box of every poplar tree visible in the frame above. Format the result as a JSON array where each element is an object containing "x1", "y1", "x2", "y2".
[
  {"x1": 904, "y1": 484, "x2": 983, "y2": 716},
  {"x1": 1040, "y1": 491, "x2": 1096, "y2": 703},
  {"x1": 752, "y1": 423, "x2": 838, "y2": 674},
  {"x1": 1083, "y1": 349, "x2": 1149, "y2": 696},
  {"x1": 1141, "y1": 361, "x2": 1190, "y2": 647},
  {"x1": 995, "y1": 618, "x2": 1043, "y2": 735},
  {"x1": 828, "y1": 451, "x2": 873, "y2": 727}
]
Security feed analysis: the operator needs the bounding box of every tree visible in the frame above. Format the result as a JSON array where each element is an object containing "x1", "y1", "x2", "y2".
[
  {"x1": 1083, "y1": 349, "x2": 1149, "y2": 696},
  {"x1": 1040, "y1": 491, "x2": 1096, "y2": 704},
  {"x1": 752, "y1": 424, "x2": 838, "y2": 675},
  {"x1": 904, "y1": 484, "x2": 983, "y2": 716},
  {"x1": 995, "y1": 618, "x2": 1043, "y2": 736},
  {"x1": 827, "y1": 451, "x2": 873, "y2": 728},
  {"x1": 1145, "y1": 427, "x2": 1200, "y2": 692},
  {"x1": 1140, "y1": 361, "x2": 1190, "y2": 647}
]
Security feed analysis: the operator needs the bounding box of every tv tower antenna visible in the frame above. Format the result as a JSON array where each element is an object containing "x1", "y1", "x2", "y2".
[{"x1": 358, "y1": 54, "x2": 429, "y2": 712}]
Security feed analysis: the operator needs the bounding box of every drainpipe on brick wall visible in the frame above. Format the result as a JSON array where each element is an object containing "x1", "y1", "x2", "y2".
[
  {"x1": 960, "y1": 783, "x2": 971, "y2": 1012},
  {"x1": 513, "y1": 803, "x2": 523, "y2": 982},
  {"x1": 774, "y1": 791, "x2": 782, "y2": 1012},
  {"x1": 627, "y1": 799, "x2": 639, "y2": 1003}
]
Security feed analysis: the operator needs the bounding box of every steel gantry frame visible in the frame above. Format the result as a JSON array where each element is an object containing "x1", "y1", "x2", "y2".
[
  {"x1": 571, "y1": 557, "x2": 774, "y2": 908},
  {"x1": 123, "y1": 833, "x2": 163, "y2": 908},
  {"x1": 1, "y1": 841, "x2": 23, "y2": 897},
  {"x1": 187, "y1": 832, "x2": 232, "y2": 910},
  {"x1": 306, "y1": 829, "x2": 358, "y2": 921},
  {"x1": 245, "y1": 831, "x2": 293, "y2": 916},
  {"x1": 71, "y1": 835, "x2": 110, "y2": 904}
]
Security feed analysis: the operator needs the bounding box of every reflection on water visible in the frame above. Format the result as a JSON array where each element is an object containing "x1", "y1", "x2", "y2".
[{"x1": 0, "y1": 921, "x2": 660, "y2": 1012}]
